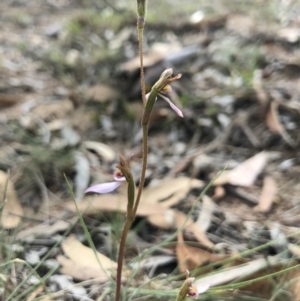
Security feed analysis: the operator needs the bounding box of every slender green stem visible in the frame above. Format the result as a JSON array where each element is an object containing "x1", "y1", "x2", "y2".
[
  {"x1": 115, "y1": 3, "x2": 149, "y2": 300},
  {"x1": 115, "y1": 218, "x2": 132, "y2": 301},
  {"x1": 133, "y1": 124, "x2": 148, "y2": 217},
  {"x1": 138, "y1": 24, "x2": 146, "y2": 106}
]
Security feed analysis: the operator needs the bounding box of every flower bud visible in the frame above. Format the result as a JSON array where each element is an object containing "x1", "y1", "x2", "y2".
[{"x1": 137, "y1": 0, "x2": 147, "y2": 18}]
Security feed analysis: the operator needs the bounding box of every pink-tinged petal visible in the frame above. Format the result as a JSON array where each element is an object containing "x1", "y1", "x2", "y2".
[
  {"x1": 188, "y1": 284, "x2": 210, "y2": 299},
  {"x1": 113, "y1": 174, "x2": 126, "y2": 182},
  {"x1": 85, "y1": 181, "x2": 122, "y2": 194},
  {"x1": 159, "y1": 94, "x2": 184, "y2": 118}
]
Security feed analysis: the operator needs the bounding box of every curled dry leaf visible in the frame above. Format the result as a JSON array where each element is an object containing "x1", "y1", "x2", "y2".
[
  {"x1": 176, "y1": 212, "x2": 214, "y2": 249},
  {"x1": 195, "y1": 195, "x2": 216, "y2": 232},
  {"x1": 176, "y1": 231, "x2": 226, "y2": 273},
  {"x1": 58, "y1": 234, "x2": 117, "y2": 281},
  {"x1": 83, "y1": 141, "x2": 115, "y2": 162},
  {"x1": 266, "y1": 100, "x2": 295, "y2": 147},
  {"x1": 142, "y1": 177, "x2": 204, "y2": 207},
  {"x1": 0, "y1": 171, "x2": 23, "y2": 229},
  {"x1": 254, "y1": 176, "x2": 277, "y2": 213},
  {"x1": 148, "y1": 209, "x2": 214, "y2": 249},
  {"x1": 74, "y1": 151, "x2": 90, "y2": 201},
  {"x1": 213, "y1": 152, "x2": 268, "y2": 187},
  {"x1": 16, "y1": 219, "x2": 71, "y2": 241}
]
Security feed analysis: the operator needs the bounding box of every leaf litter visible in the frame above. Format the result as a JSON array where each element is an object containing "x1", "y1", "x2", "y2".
[{"x1": 1, "y1": 0, "x2": 300, "y2": 299}]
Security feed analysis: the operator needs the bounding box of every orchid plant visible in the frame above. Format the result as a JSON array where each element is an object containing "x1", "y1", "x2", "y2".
[
  {"x1": 85, "y1": 1, "x2": 208, "y2": 301},
  {"x1": 176, "y1": 271, "x2": 210, "y2": 301}
]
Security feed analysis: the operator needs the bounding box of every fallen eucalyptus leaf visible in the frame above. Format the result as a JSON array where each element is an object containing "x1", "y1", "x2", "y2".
[
  {"x1": 0, "y1": 171, "x2": 23, "y2": 229},
  {"x1": 213, "y1": 152, "x2": 268, "y2": 187}
]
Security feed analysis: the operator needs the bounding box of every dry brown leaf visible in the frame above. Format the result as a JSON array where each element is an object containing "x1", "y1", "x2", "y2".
[
  {"x1": 57, "y1": 255, "x2": 109, "y2": 281},
  {"x1": 266, "y1": 100, "x2": 285, "y2": 133},
  {"x1": 176, "y1": 231, "x2": 225, "y2": 273},
  {"x1": 0, "y1": 93, "x2": 22, "y2": 107},
  {"x1": 195, "y1": 195, "x2": 216, "y2": 232},
  {"x1": 59, "y1": 234, "x2": 117, "y2": 281},
  {"x1": 0, "y1": 171, "x2": 23, "y2": 229},
  {"x1": 83, "y1": 141, "x2": 115, "y2": 162},
  {"x1": 288, "y1": 243, "x2": 300, "y2": 258},
  {"x1": 288, "y1": 270, "x2": 300, "y2": 301},
  {"x1": 66, "y1": 194, "x2": 167, "y2": 217},
  {"x1": 213, "y1": 152, "x2": 268, "y2": 186},
  {"x1": 31, "y1": 99, "x2": 74, "y2": 122},
  {"x1": 74, "y1": 151, "x2": 90, "y2": 201},
  {"x1": 26, "y1": 285, "x2": 44, "y2": 301},
  {"x1": 142, "y1": 177, "x2": 204, "y2": 207},
  {"x1": 147, "y1": 209, "x2": 176, "y2": 229},
  {"x1": 16, "y1": 220, "x2": 71, "y2": 241},
  {"x1": 86, "y1": 84, "x2": 118, "y2": 103},
  {"x1": 277, "y1": 27, "x2": 300, "y2": 43},
  {"x1": 266, "y1": 100, "x2": 295, "y2": 147},
  {"x1": 213, "y1": 186, "x2": 226, "y2": 199},
  {"x1": 147, "y1": 209, "x2": 214, "y2": 249},
  {"x1": 254, "y1": 176, "x2": 277, "y2": 213},
  {"x1": 175, "y1": 211, "x2": 214, "y2": 249},
  {"x1": 194, "y1": 256, "x2": 283, "y2": 288}
]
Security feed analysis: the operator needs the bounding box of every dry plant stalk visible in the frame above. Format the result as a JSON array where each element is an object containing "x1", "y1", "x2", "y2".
[{"x1": 84, "y1": 1, "x2": 184, "y2": 301}]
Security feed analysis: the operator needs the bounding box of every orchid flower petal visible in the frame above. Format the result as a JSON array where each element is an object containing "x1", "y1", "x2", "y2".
[
  {"x1": 196, "y1": 284, "x2": 210, "y2": 294},
  {"x1": 159, "y1": 93, "x2": 184, "y2": 118},
  {"x1": 188, "y1": 284, "x2": 210, "y2": 299},
  {"x1": 85, "y1": 181, "x2": 122, "y2": 194},
  {"x1": 113, "y1": 174, "x2": 126, "y2": 182}
]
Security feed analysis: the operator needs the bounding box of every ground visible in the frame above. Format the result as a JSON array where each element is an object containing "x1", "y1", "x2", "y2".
[{"x1": 1, "y1": 0, "x2": 300, "y2": 300}]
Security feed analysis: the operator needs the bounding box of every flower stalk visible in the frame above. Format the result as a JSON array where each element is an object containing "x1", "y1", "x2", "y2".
[
  {"x1": 85, "y1": 1, "x2": 183, "y2": 300},
  {"x1": 137, "y1": 0, "x2": 147, "y2": 106}
]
